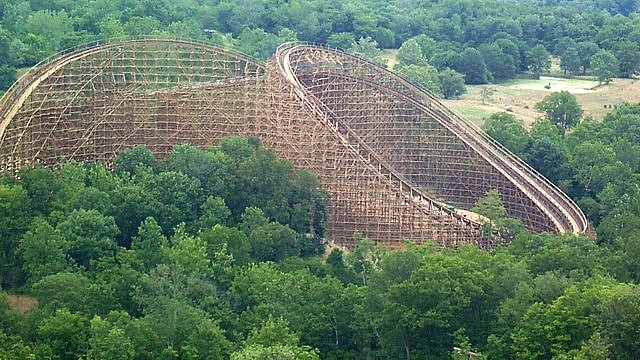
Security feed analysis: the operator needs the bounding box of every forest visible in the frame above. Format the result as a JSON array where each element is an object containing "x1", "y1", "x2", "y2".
[
  {"x1": 0, "y1": 0, "x2": 639, "y2": 93},
  {"x1": 1, "y1": 0, "x2": 640, "y2": 359}
]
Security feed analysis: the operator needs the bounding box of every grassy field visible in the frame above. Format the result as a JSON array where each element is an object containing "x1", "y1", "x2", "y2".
[
  {"x1": 379, "y1": 50, "x2": 637, "y2": 126},
  {"x1": 443, "y1": 76, "x2": 640, "y2": 127}
]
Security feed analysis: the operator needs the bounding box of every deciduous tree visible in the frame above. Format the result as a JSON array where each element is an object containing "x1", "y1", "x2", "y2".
[
  {"x1": 527, "y1": 44, "x2": 551, "y2": 79},
  {"x1": 591, "y1": 49, "x2": 619, "y2": 85},
  {"x1": 535, "y1": 91, "x2": 583, "y2": 136},
  {"x1": 438, "y1": 68, "x2": 466, "y2": 99}
]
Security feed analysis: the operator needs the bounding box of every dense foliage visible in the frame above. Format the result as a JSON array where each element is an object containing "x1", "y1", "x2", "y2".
[
  {"x1": 0, "y1": 125, "x2": 640, "y2": 358},
  {"x1": 1, "y1": 1, "x2": 640, "y2": 359},
  {"x1": 0, "y1": 0, "x2": 639, "y2": 91}
]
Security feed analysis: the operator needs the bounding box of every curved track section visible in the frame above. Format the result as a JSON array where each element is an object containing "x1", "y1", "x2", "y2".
[
  {"x1": 273, "y1": 43, "x2": 588, "y2": 239},
  {"x1": 0, "y1": 39, "x2": 266, "y2": 171},
  {"x1": 0, "y1": 39, "x2": 589, "y2": 247}
]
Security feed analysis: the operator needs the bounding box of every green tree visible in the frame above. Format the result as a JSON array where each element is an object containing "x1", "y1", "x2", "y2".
[
  {"x1": 110, "y1": 181, "x2": 161, "y2": 246},
  {"x1": 248, "y1": 222, "x2": 302, "y2": 263},
  {"x1": 598, "y1": 284, "x2": 640, "y2": 359},
  {"x1": 524, "y1": 135, "x2": 569, "y2": 183},
  {"x1": 456, "y1": 48, "x2": 491, "y2": 84},
  {"x1": 404, "y1": 34, "x2": 432, "y2": 59},
  {"x1": 196, "y1": 196, "x2": 232, "y2": 230},
  {"x1": 18, "y1": 218, "x2": 70, "y2": 284},
  {"x1": 56, "y1": 209, "x2": 119, "y2": 269},
  {"x1": 31, "y1": 272, "x2": 94, "y2": 314},
  {"x1": 165, "y1": 145, "x2": 236, "y2": 199},
  {"x1": 482, "y1": 112, "x2": 530, "y2": 156},
  {"x1": 590, "y1": 49, "x2": 619, "y2": 85},
  {"x1": 554, "y1": 37, "x2": 577, "y2": 57},
  {"x1": 347, "y1": 37, "x2": 386, "y2": 67},
  {"x1": 24, "y1": 9, "x2": 73, "y2": 56},
  {"x1": 180, "y1": 318, "x2": 233, "y2": 359},
  {"x1": 478, "y1": 42, "x2": 516, "y2": 81},
  {"x1": 87, "y1": 315, "x2": 135, "y2": 360},
  {"x1": 36, "y1": 309, "x2": 89, "y2": 360},
  {"x1": 560, "y1": 46, "x2": 581, "y2": 76},
  {"x1": 471, "y1": 189, "x2": 523, "y2": 241},
  {"x1": 511, "y1": 283, "x2": 605, "y2": 359},
  {"x1": 375, "y1": 251, "x2": 491, "y2": 358},
  {"x1": 91, "y1": 251, "x2": 145, "y2": 317},
  {"x1": 394, "y1": 64, "x2": 442, "y2": 95},
  {"x1": 16, "y1": 165, "x2": 60, "y2": 216},
  {"x1": 199, "y1": 224, "x2": 251, "y2": 267},
  {"x1": 576, "y1": 42, "x2": 600, "y2": 75},
  {"x1": 614, "y1": 41, "x2": 640, "y2": 78},
  {"x1": 535, "y1": 91, "x2": 583, "y2": 136},
  {"x1": 67, "y1": 186, "x2": 112, "y2": 214},
  {"x1": 327, "y1": 32, "x2": 356, "y2": 51},
  {"x1": 527, "y1": 44, "x2": 551, "y2": 79},
  {"x1": 237, "y1": 27, "x2": 280, "y2": 60},
  {"x1": 0, "y1": 65, "x2": 16, "y2": 90},
  {"x1": 245, "y1": 317, "x2": 300, "y2": 347},
  {"x1": 144, "y1": 171, "x2": 204, "y2": 233},
  {"x1": 572, "y1": 332, "x2": 611, "y2": 360},
  {"x1": 471, "y1": 189, "x2": 506, "y2": 221},
  {"x1": 437, "y1": 68, "x2": 466, "y2": 99},
  {"x1": 130, "y1": 217, "x2": 167, "y2": 271},
  {"x1": 509, "y1": 232, "x2": 605, "y2": 278},
  {"x1": 568, "y1": 141, "x2": 620, "y2": 196},
  {"x1": 396, "y1": 38, "x2": 427, "y2": 67},
  {"x1": 115, "y1": 145, "x2": 157, "y2": 175},
  {"x1": 431, "y1": 49, "x2": 461, "y2": 71},
  {"x1": 0, "y1": 184, "x2": 32, "y2": 286},
  {"x1": 231, "y1": 344, "x2": 320, "y2": 360}
]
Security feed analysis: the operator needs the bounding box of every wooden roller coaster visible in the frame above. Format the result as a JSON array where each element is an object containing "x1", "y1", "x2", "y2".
[{"x1": 0, "y1": 39, "x2": 589, "y2": 247}]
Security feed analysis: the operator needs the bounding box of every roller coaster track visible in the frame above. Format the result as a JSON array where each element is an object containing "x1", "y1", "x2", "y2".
[
  {"x1": 275, "y1": 43, "x2": 588, "y2": 235},
  {"x1": 0, "y1": 39, "x2": 590, "y2": 247}
]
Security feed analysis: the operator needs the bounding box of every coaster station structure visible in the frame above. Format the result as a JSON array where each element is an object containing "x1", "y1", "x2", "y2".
[{"x1": 0, "y1": 39, "x2": 589, "y2": 247}]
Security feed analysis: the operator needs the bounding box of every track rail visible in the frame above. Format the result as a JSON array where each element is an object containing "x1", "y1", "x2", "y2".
[
  {"x1": 0, "y1": 38, "x2": 263, "y2": 144},
  {"x1": 0, "y1": 39, "x2": 589, "y2": 246},
  {"x1": 278, "y1": 46, "x2": 478, "y2": 228},
  {"x1": 276, "y1": 43, "x2": 588, "y2": 235}
]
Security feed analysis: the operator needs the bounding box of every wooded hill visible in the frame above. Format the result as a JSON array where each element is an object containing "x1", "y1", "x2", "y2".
[{"x1": 1, "y1": 1, "x2": 640, "y2": 359}]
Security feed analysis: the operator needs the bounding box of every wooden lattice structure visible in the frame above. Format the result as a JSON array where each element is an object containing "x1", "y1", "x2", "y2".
[{"x1": 0, "y1": 39, "x2": 589, "y2": 247}]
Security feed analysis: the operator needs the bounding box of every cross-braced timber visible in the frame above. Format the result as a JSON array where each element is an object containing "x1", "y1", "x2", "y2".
[{"x1": 0, "y1": 39, "x2": 590, "y2": 248}]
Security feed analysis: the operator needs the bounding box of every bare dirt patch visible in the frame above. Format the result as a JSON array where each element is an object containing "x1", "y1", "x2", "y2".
[{"x1": 7, "y1": 294, "x2": 38, "y2": 314}]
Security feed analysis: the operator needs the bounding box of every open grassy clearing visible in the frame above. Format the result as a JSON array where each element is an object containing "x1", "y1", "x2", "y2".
[
  {"x1": 444, "y1": 77, "x2": 640, "y2": 127},
  {"x1": 509, "y1": 76, "x2": 598, "y2": 93},
  {"x1": 381, "y1": 49, "x2": 398, "y2": 70}
]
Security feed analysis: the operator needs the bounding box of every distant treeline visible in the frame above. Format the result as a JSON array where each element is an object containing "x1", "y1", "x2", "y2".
[{"x1": 0, "y1": 0, "x2": 639, "y2": 89}]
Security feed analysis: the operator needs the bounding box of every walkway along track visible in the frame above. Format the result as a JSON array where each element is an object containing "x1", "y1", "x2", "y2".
[{"x1": 275, "y1": 43, "x2": 588, "y2": 236}]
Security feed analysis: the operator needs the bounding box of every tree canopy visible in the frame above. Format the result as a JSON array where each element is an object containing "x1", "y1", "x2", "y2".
[
  {"x1": 0, "y1": 0, "x2": 638, "y2": 92},
  {"x1": 535, "y1": 91, "x2": 584, "y2": 136},
  {"x1": 1, "y1": 1, "x2": 640, "y2": 358}
]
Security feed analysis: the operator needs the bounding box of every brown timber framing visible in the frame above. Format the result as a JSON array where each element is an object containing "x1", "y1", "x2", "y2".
[{"x1": 0, "y1": 39, "x2": 590, "y2": 248}]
